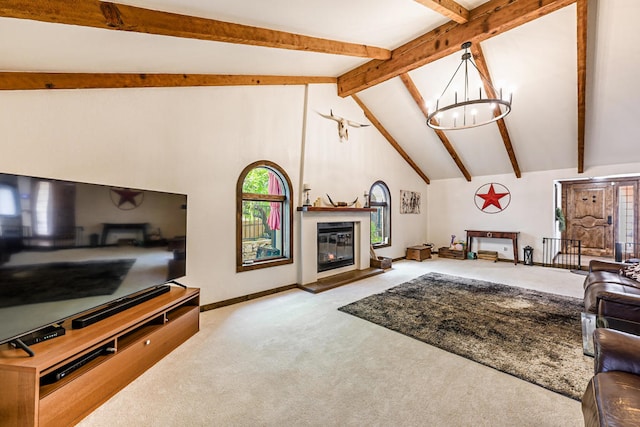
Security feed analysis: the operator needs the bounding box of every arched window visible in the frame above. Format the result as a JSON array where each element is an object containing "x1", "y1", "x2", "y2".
[
  {"x1": 369, "y1": 181, "x2": 391, "y2": 248},
  {"x1": 236, "y1": 160, "x2": 293, "y2": 272}
]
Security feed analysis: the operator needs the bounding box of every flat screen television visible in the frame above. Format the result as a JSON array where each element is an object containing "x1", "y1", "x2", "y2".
[{"x1": 0, "y1": 172, "x2": 187, "y2": 346}]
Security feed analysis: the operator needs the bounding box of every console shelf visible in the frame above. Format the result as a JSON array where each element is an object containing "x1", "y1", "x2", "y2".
[{"x1": 0, "y1": 286, "x2": 200, "y2": 427}]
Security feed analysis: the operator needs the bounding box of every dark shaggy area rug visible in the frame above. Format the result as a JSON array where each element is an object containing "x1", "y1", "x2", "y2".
[
  {"x1": 0, "y1": 259, "x2": 136, "y2": 308},
  {"x1": 338, "y1": 272, "x2": 592, "y2": 400}
]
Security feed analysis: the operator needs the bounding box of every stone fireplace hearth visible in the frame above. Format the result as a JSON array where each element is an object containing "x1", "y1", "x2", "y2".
[{"x1": 297, "y1": 207, "x2": 373, "y2": 285}]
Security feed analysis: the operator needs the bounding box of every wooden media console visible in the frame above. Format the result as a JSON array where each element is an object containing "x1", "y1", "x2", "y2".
[{"x1": 0, "y1": 286, "x2": 200, "y2": 426}]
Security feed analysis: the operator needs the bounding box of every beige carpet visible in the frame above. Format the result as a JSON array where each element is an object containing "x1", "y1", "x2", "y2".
[{"x1": 78, "y1": 259, "x2": 586, "y2": 426}]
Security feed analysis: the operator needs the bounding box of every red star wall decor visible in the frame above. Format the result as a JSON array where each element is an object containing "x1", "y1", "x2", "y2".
[
  {"x1": 474, "y1": 183, "x2": 511, "y2": 214},
  {"x1": 110, "y1": 188, "x2": 144, "y2": 210}
]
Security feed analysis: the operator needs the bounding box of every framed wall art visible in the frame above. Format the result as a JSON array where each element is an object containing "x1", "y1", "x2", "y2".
[{"x1": 400, "y1": 190, "x2": 421, "y2": 214}]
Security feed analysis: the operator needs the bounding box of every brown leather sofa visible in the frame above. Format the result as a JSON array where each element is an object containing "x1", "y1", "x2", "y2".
[
  {"x1": 583, "y1": 260, "x2": 640, "y2": 314},
  {"x1": 582, "y1": 328, "x2": 640, "y2": 427}
]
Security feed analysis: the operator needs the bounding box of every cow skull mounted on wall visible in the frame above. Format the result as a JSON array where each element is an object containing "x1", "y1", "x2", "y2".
[{"x1": 318, "y1": 110, "x2": 369, "y2": 142}]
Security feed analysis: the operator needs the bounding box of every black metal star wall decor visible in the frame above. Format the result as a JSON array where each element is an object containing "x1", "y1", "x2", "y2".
[{"x1": 110, "y1": 188, "x2": 144, "y2": 210}]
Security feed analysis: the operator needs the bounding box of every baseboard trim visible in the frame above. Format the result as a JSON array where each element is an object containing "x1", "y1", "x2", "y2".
[{"x1": 200, "y1": 284, "x2": 298, "y2": 311}]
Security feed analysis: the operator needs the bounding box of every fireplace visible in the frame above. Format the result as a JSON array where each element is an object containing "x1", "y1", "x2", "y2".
[
  {"x1": 298, "y1": 208, "x2": 371, "y2": 285},
  {"x1": 317, "y1": 222, "x2": 354, "y2": 272}
]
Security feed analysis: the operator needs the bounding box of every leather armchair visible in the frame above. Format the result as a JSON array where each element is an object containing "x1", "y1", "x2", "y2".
[{"x1": 582, "y1": 329, "x2": 640, "y2": 426}]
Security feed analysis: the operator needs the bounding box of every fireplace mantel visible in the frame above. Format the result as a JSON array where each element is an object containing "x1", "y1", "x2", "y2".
[{"x1": 297, "y1": 207, "x2": 375, "y2": 212}]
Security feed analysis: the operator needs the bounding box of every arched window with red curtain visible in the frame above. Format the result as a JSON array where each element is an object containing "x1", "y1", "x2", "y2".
[{"x1": 236, "y1": 160, "x2": 293, "y2": 272}]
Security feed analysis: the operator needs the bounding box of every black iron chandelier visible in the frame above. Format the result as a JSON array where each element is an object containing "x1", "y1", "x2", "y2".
[{"x1": 426, "y1": 41, "x2": 512, "y2": 131}]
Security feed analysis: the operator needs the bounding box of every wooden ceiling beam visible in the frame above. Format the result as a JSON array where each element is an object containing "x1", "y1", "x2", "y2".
[
  {"x1": 577, "y1": 0, "x2": 587, "y2": 173},
  {"x1": 0, "y1": 72, "x2": 336, "y2": 90},
  {"x1": 470, "y1": 44, "x2": 521, "y2": 178},
  {"x1": 413, "y1": 0, "x2": 470, "y2": 24},
  {"x1": 399, "y1": 73, "x2": 472, "y2": 181},
  {"x1": 0, "y1": 0, "x2": 390, "y2": 60},
  {"x1": 351, "y1": 94, "x2": 430, "y2": 185},
  {"x1": 338, "y1": 0, "x2": 576, "y2": 97}
]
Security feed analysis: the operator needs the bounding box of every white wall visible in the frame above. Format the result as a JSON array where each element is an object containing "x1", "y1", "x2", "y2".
[
  {"x1": 427, "y1": 163, "x2": 640, "y2": 263},
  {"x1": 0, "y1": 83, "x2": 428, "y2": 304}
]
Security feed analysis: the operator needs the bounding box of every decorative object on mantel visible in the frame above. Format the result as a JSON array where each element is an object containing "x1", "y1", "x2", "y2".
[
  {"x1": 363, "y1": 191, "x2": 369, "y2": 208},
  {"x1": 303, "y1": 183, "x2": 311, "y2": 206},
  {"x1": 426, "y1": 41, "x2": 512, "y2": 131},
  {"x1": 474, "y1": 183, "x2": 511, "y2": 213},
  {"x1": 326, "y1": 194, "x2": 358, "y2": 208},
  {"x1": 313, "y1": 197, "x2": 322, "y2": 207},
  {"x1": 317, "y1": 109, "x2": 370, "y2": 142},
  {"x1": 297, "y1": 206, "x2": 375, "y2": 212},
  {"x1": 400, "y1": 190, "x2": 420, "y2": 214}
]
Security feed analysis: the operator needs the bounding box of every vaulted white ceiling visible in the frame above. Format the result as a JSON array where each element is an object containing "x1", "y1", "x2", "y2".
[{"x1": 1, "y1": 0, "x2": 638, "y2": 181}]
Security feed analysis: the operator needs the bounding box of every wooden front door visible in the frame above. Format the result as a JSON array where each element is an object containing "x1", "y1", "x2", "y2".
[{"x1": 564, "y1": 182, "x2": 615, "y2": 257}]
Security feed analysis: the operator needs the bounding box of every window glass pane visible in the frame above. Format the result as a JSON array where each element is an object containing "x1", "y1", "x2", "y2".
[
  {"x1": 618, "y1": 185, "x2": 634, "y2": 250},
  {"x1": 371, "y1": 185, "x2": 386, "y2": 203},
  {"x1": 371, "y1": 206, "x2": 384, "y2": 245},
  {"x1": 369, "y1": 181, "x2": 390, "y2": 247},
  {"x1": 0, "y1": 185, "x2": 17, "y2": 216},
  {"x1": 243, "y1": 167, "x2": 270, "y2": 194},
  {"x1": 241, "y1": 199, "x2": 283, "y2": 264},
  {"x1": 35, "y1": 181, "x2": 52, "y2": 235}
]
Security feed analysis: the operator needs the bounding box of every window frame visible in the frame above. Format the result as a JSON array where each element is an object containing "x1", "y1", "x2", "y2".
[
  {"x1": 369, "y1": 180, "x2": 391, "y2": 248},
  {"x1": 236, "y1": 160, "x2": 294, "y2": 272}
]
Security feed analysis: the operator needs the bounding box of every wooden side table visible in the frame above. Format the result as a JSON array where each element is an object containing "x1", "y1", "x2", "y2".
[
  {"x1": 465, "y1": 230, "x2": 519, "y2": 265},
  {"x1": 406, "y1": 245, "x2": 432, "y2": 261}
]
